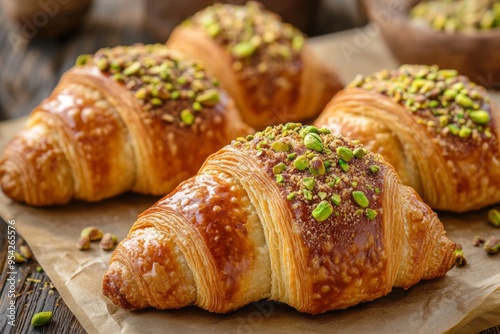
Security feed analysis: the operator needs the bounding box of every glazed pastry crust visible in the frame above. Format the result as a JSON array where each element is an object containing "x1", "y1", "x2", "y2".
[
  {"x1": 103, "y1": 124, "x2": 456, "y2": 314},
  {"x1": 167, "y1": 2, "x2": 342, "y2": 129},
  {"x1": 315, "y1": 88, "x2": 500, "y2": 212},
  {"x1": 0, "y1": 45, "x2": 251, "y2": 206}
]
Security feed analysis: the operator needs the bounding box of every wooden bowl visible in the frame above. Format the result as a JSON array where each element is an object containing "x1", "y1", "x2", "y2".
[{"x1": 364, "y1": 0, "x2": 500, "y2": 89}]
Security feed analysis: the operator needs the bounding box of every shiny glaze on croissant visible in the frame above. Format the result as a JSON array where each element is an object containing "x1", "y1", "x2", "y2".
[
  {"x1": 103, "y1": 123, "x2": 456, "y2": 314},
  {"x1": 315, "y1": 65, "x2": 500, "y2": 212},
  {"x1": 0, "y1": 44, "x2": 251, "y2": 206},
  {"x1": 167, "y1": 1, "x2": 343, "y2": 129}
]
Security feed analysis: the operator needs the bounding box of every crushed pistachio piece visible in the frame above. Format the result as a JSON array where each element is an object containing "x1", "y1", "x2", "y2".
[
  {"x1": 304, "y1": 133, "x2": 324, "y2": 152},
  {"x1": 312, "y1": 201, "x2": 334, "y2": 222},
  {"x1": 271, "y1": 141, "x2": 290, "y2": 152},
  {"x1": 196, "y1": 89, "x2": 220, "y2": 106},
  {"x1": 369, "y1": 165, "x2": 380, "y2": 174},
  {"x1": 353, "y1": 148, "x2": 366, "y2": 159},
  {"x1": 294, "y1": 155, "x2": 309, "y2": 171},
  {"x1": 309, "y1": 157, "x2": 326, "y2": 176},
  {"x1": 276, "y1": 174, "x2": 285, "y2": 184},
  {"x1": 472, "y1": 235, "x2": 485, "y2": 247},
  {"x1": 484, "y1": 236, "x2": 500, "y2": 254},
  {"x1": 287, "y1": 192, "x2": 296, "y2": 200},
  {"x1": 352, "y1": 191, "x2": 369, "y2": 208},
  {"x1": 454, "y1": 247, "x2": 467, "y2": 266},
  {"x1": 303, "y1": 177, "x2": 315, "y2": 190},
  {"x1": 348, "y1": 64, "x2": 493, "y2": 141},
  {"x1": 339, "y1": 159, "x2": 349, "y2": 172},
  {"x1": 180, "y1": 109, "x2": 195, "y2": 125},
  {"x1": 273, "y1": 163, "x2": 287, "y2": 174},
  {"x1": 336, "y1": 147, "x2": 354, "y2": 162},
  {"x1": 331, "y1": 194, "x2": 341, "y2": 206},
  {"x1": 366, "y1": 208, "x2": 377, "y2": 220},
  {"x1": 31, "y1": 311, "x2": 53, "y2": 327},
  {"x1": 470, "y1": 110, "x2": 490, "y2": 124},
  {"x1": 232, "y1": 41, "x2": 257, "y2": 58},
  {"x1": 303, "y1": 188, "x2": 313, "y2": 200}
]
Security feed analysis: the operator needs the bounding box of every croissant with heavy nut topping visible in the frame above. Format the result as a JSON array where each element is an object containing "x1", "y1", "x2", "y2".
[
  {"x1": 167, "y1": 1, "x2": 343, "y2": 130},
  {"x1": 102, "y1": 123, "x2": 456, "y2": 315},
  {"x1": 0, "y1": 44, "x2": 251, "y2": 206},
  {"x1": 314, "y1": 65, "x2": 500, "y2": 212}
]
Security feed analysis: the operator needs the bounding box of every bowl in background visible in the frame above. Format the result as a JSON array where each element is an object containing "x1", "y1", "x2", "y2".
[{"x1": 364, "y1": 0, "x2": 500, "y2": 89}]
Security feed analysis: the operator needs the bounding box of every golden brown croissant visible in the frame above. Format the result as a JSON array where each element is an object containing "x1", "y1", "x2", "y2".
[
  {"x1": 314, "y1": 65, "x2": 500, "y2": 213},
  {"x1": 0, "y1": 44, "x2": 251, "y2": 206},
  {"x1": 167, "y1": 1, "x2": 343, "y2": 130},
  {"x1": 102, "y1": 123, "x2": 456, "y2": 315}
]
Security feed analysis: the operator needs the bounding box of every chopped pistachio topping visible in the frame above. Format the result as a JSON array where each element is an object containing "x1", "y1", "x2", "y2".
[
  {"x1": 312, "y1": 200, "x2": 334, "y2": 222},
  {"x1": 187, "y1": 1, "x2": 306, "y2": 68},
  {"x1": 348, "y1": 64, "x2": 493, "y2": 142},
  {"x1": 303, "y1": 177, "x2": 315, "y2": 190},
  {"x1": 309, "y1": 157, "x2": 326, "y2": 176},
  {"x1": 331, "y1": 193, "x2": 341, "y2": 206},
  {"x1": 76, "y1": 44, "x2": 222, "y2": 127},
  {"x1": 304, "y1": 133, "x2": 324, "y2": 152},
  {"x1": 273, "y1": 162, "x2": 287, "y2": 174},
  {"x1": 369, "y1": 165, "x2": 380, "y2": 174},
  {"x1": 271, "y1": 141, "x2": 290, "y2": 152},
  {"x1": 294, "y1": 155, "x2": 309, "y2": 170},
  {"x1": 231, "y1": 123, "x2": 384, "y2": 227},
  {"x1": 352, "y1": 191, "x2": 369, "y2": 208},
  {"x1": 366, "y1": 208, "x2": 377, "y2": 220},
  {"x1": 180, "y1": 109, "x2": 195, "y2": 125},
  {"x1": 336, "y1": 147, "x2": 354, "y2": 162},
  {"x1": 339, "y1": 159, "x2": 349, "y2": 172}
]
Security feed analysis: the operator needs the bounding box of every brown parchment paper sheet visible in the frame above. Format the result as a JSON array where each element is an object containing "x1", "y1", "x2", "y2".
[{"x1": 1, "y1": 27, "x2": 499, "y2": 334}]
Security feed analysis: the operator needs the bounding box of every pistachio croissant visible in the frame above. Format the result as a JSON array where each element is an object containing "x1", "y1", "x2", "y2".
[
  {"x1": 0, "y1": 44, "x2": 251, "y2": 206},
  {"x1": 167, "y1": 1, "x2": 343, "y2": 130},
  {"x1": 102, "y1": 123, "x2": 456, "y2": 315},
  {"x1": 314, "y1": 65, "x2": 500, "y2": 212}
]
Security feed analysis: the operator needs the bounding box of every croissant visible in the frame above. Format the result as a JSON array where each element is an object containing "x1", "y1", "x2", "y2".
[
  {"x1": 102, "y1": 123, "x2": 456, "y2": 315},
  {"x1": 167, "y1": 1, "x2": 343, "y2": 130},
  {"x1": 0, "y1": 44, "x2": 251, "y2": 206},
  {"x1": 314, "y1": 65, "x2": 500, "y2": 212}
]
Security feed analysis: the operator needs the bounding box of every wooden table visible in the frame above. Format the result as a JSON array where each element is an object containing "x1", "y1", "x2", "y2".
[{"x1": 0, "y1": 1, "x2": 499, "y2": 333}]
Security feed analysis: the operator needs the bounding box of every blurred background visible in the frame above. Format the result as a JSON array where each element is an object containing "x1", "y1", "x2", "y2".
[{"x1": 0, "y1": 0, "x2": 368, "y2": 121}]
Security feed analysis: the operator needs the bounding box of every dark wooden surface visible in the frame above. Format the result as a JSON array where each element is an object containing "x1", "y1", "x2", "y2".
[
  {"x1": 0, "y1": 0, "x2": 498, "y2": 333},
  {"x1": 0, "y1": 221, "x2": 86, "y2": 334}
]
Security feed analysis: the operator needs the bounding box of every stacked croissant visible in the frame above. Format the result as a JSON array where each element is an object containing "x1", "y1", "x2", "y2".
[{"x1": 4, "y1": 1, "x2": 500, "y2": 315}]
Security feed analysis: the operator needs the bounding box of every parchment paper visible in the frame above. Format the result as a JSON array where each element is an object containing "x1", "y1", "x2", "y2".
[{"x1": 1, "y1": 27, "x2": 499, "y2": 334}]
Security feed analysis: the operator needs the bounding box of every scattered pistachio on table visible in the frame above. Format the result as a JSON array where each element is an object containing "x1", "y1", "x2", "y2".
[
  {"x1": 454, "y1": 245, "x2": 467, "y2": 266},
  {"x1": 472, "y1": 235, "x2": 485, "y2": 247},
  {"x1": 80, "y1": 226, "x2": 104, "y2": 241},
  {"x1": 31, "y1": 311, "x2": 53, "y2": 327},
  {"x1": 77, "y1": 235, "x2": 91, "y2": 251},
  {"x1": 100, "y1": 233, "x2": 119, "y2": 251},
  {"x1": 19, "y1": 245, "x2": 33, "y2": 259},
  {"x1": 484, "y1": 236, "x2": 500, "y2": 254},
  {"x1": 14, "y1": 251, "x2": 26, "y2": 263},
  {"x1": 488, "y1": 208, "x2": 500, "y2": 227}
]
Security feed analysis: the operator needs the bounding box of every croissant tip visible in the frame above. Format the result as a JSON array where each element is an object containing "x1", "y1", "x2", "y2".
[
  {"x1": 102, "y1": 269, "x2": 138, "y2": 310},
  {"x1": 0, "y1": 160, "x2": 25, "y2": 204}
]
